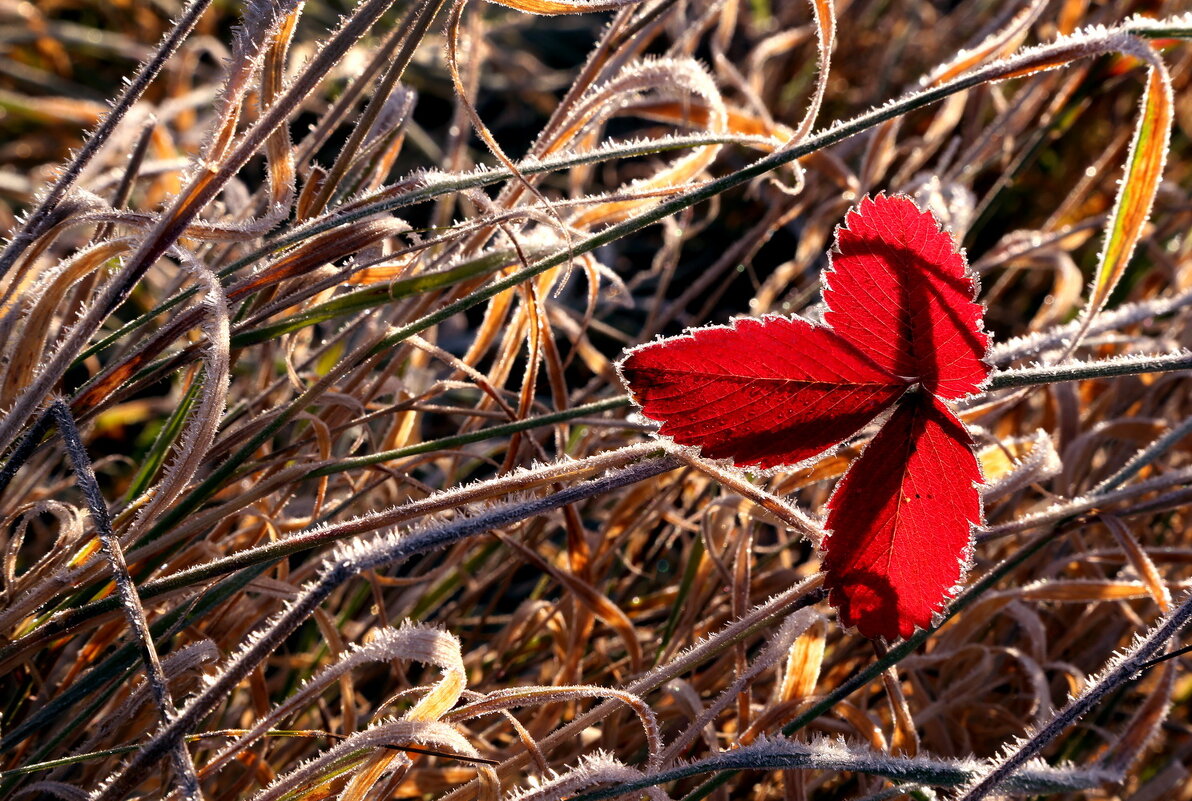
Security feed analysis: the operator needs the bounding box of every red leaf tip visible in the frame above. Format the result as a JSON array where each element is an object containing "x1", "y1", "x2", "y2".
[{"x1": 825, "y1": 193, "x2": 989, "y2": 399}]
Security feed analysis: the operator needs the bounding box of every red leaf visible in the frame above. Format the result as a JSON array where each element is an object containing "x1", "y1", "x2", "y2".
[
  {"x1": 824, "y1": 194, "x2": 989, "y2": 400},
  {"x1": 618, "y1": 315, "x2": 908, "y2": 470},
  {"x1": 618, "y1": 194, "x2": 990, "y2": 639},
  {"x1": 821, "y1": 394, "x2": 982, "y2": 640}
]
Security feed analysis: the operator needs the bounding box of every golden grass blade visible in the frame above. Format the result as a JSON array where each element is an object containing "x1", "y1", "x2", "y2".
[
  {"x1": 482, "y1": 0, "x2": 640, "y2": 14},
  {"x1": 1092, "y1": 516, "x2": 1178, "y2": 776},
  {"x1": 780, "y1": 0, "x2": 835, "y2": 149},
  {"x1": 1015, "y1": 580, "x2": 1181, "y2": 602},
  {"x1": 926, "y1": 0, "x2": 1046, "y2": 86},
  {"x1": 1102, "y1": 515, "x2": 1172, "y2": 612},
  {"x1": 0, "y1": 239, "x2": 131, "y2": 409},
  {"x1": 1080, "y1": 55, "x2": 1173, "y2": 329}
]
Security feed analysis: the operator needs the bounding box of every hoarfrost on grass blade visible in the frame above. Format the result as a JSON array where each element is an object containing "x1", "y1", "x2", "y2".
[{"x1": 554, "y1": 735, "x2": 1118, "y2": 800}]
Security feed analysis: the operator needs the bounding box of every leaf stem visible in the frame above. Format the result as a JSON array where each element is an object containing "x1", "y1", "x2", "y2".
[{"x1": 986, "y1": 352, "x2": 1192, "y2": 390}]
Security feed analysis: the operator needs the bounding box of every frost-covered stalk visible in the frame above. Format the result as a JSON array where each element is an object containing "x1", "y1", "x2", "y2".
[
  {"x1": 658, "y1": 611, "x2": 819, "y2": 765},
  {"x1": 249, "y1": 720, "x2": 489, "y2": 801},
  {"x1": 0, "y1": 441, "x2": 661, "y2": 664},
  {"x1": 198, "y1": 624, "x2": 467, "y2": 792},
  {"x1": 1091, "y1": 413, "x2": 1192, "y2": 494},
  {"x1": 986, "y1": 351, "x2": 1192, "y2": 390},
  {"x1": 987, "y1": 284, "x2": 1192, "y2": 365},
  {"x1": 0, "y1": 0, "x2": 392, "y2": 454},
  {"x1": 306, "y1": 0, "x2": 449, "y2": 217},
  {"x1": 304, "y1": 16, "x2": 1188, "y2": 428},
  {"x1": 48, "y1": 401, "x2": 201, "y2": 800},
  {"x1": 435, "y1": 579, "x2": 828, "y2": 801},
  {"x1": 979, "y1": 462, "x2": 1192, "y2": 543},
  {"x1": 557, "y1": 736, "x2": 1117, "y2": 801},
  {"x1": 121, "y1": 250, "x2": 230, "y2": 542}
]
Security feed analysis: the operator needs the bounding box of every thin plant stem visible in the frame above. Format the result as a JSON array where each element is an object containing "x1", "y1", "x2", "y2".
[
  {"x1": 306, "y1": 0, "x2": 449, "y2": 216},
  {"x1": 0, "y1": 441, "x2": 661, "y2": 665},
  {"x1": 47, "y1": 401, "x2": 201, "y2": 800},
  {"x1": 986, "y1": 352, "x2": 1192, "y2": 390},
  {"x1": 673, "y1": 531, "x2": 1058, "y2": 801},
  {"x1": 1091, "y1": 412, "x2": 1192, "y2": 494}
]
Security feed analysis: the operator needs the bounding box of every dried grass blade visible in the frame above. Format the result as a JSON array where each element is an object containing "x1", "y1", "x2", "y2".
[
  {"x1": 336, "y1": 591, "x2": 472, "y2": 799},
  {"x1": 1093, "y1": 519, "x2": 1178, "y2": 777},
  {"x1": 1097, "y1": 661, "x2": 1175, "y2": 776},
  {"x1": 666, "y1": 447, "x2": 820, "y2": 543},
  {"x1": 89, "y1": 457, "x2": 678, "y2": 801},
  {"x1": 927, "y1": 0, "x2": 1046, "y2": 85},
  {"x1": 448, "y1": 685, "x2": 662, "y2": 770},
  {"x1": 978, "y1": 430, "x2": 1061, "y2": 502},
  {"x1": 497, "y1": 532, "x2": 643, "y2": 672},
  {"x1": 1102, "y1": 516, "x2": 1172, "y2": 612},
  {"x1": 567, "y1": 58, "x2": 727, "y2": 228},
  {"x1": 121, "y1": 255, "x2": 230, "y2": 542},
  {"x1": 1014, "y1": 579, "x2": 1171, "y2": 602},
  {"x1": 200, "y1": 625, "x2": 466, "y2": 784},
  {"x1": 253, "y1": 3, "x2": 300, "y2": 231},
  {"x1": 0, "y1": 0, "x2": 404, "y2": 454},
  {"x1": 0, "y1": 238, "x2": 132, "y2": 408},
  {"x1": 780, "y1": 0, "x2": 835, "y2": 149},
  {"x1": 248, "y1": 720, "x2": 493, "y2": 801},
  {"x1": 447, "y1": 0, "x2": 570, "y2": 255},
  {"x1": 306, "y1": 0, "x2": 445, "y2": 217},
  {"x1": 659, "y1": 611, "x2": 816, "y2": 766}
]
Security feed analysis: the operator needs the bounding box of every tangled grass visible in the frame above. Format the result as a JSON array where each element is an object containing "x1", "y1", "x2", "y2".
[{"x1": 1, "y1": 0, "x2": 1192, "y2": 799}]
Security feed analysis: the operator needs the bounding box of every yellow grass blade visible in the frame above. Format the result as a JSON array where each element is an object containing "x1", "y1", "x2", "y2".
[{"x1": 1083, "y1": 56, "x2": 1173, "y2": 325}]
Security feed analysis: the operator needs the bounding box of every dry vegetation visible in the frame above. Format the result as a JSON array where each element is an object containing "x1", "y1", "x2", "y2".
[{"x1": 1, "y1": 0, "x2": 1192, "y2": 799}]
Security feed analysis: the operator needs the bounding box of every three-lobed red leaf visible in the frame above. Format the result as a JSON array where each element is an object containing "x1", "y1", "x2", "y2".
[{"x1": 618, "y1": 194, "x2": 990, "y2": 639}]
